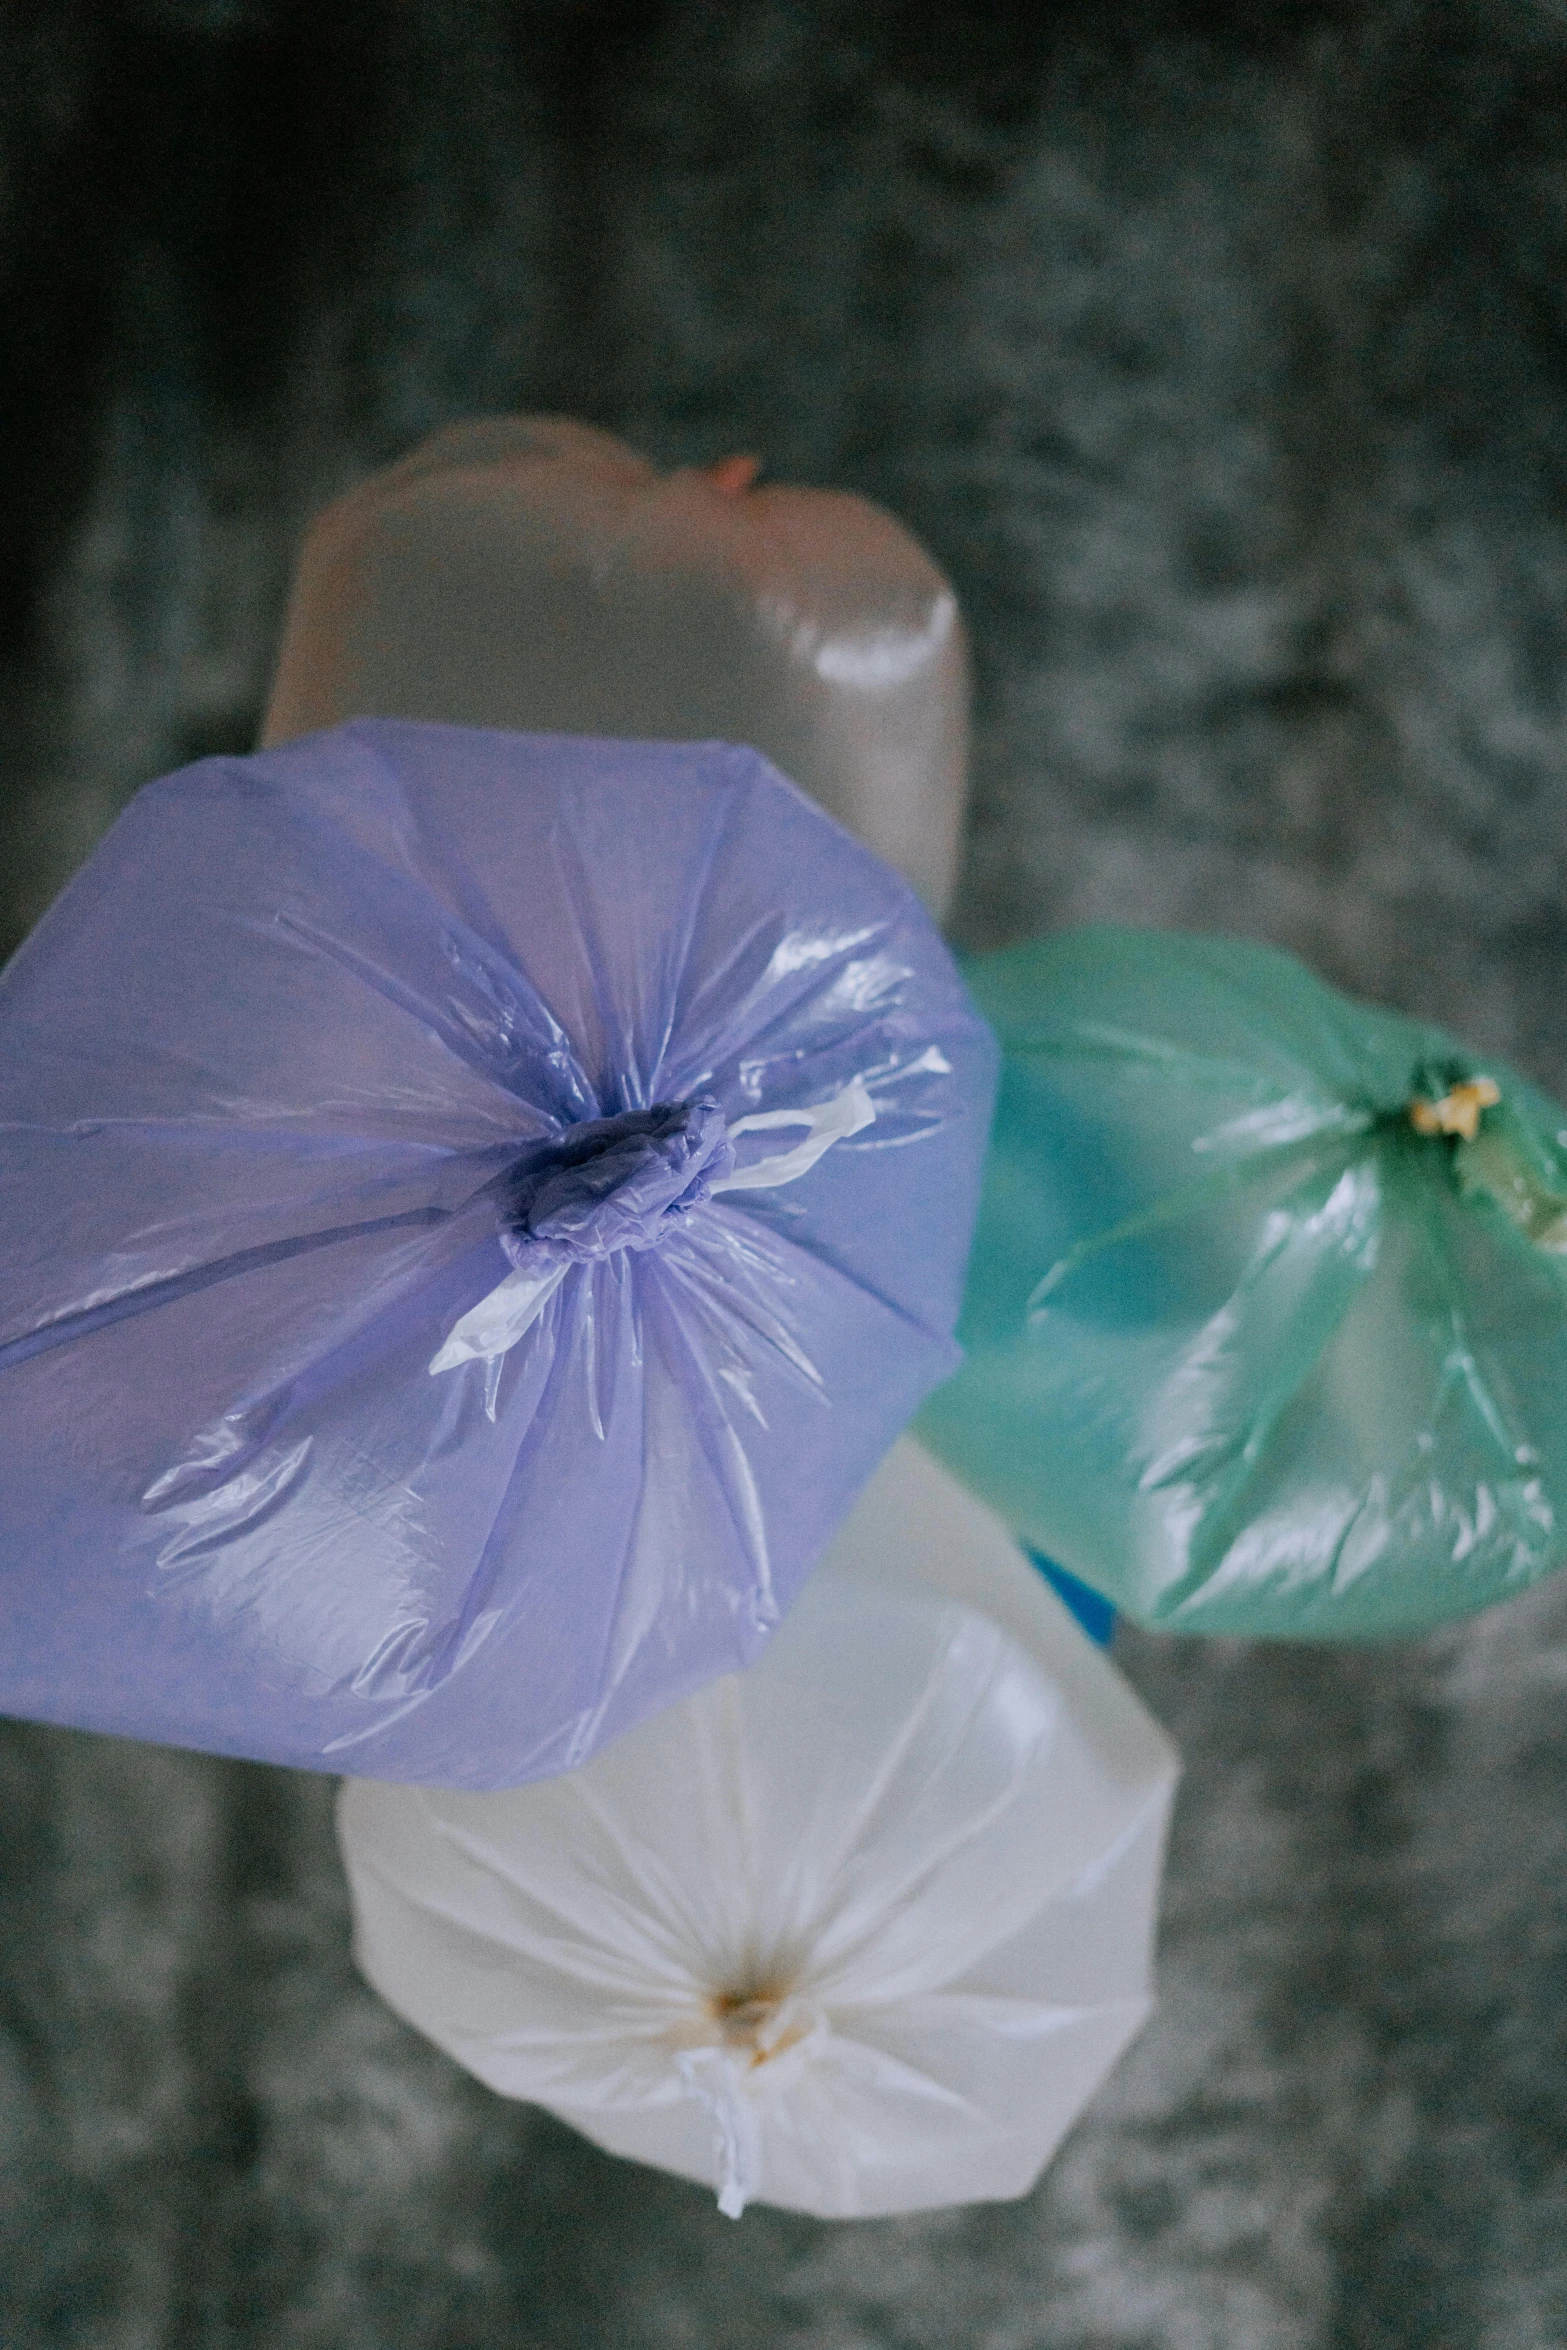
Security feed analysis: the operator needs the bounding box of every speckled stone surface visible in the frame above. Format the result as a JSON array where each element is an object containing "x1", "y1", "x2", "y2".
[{"x1": 3, "y1": 5, "x2": 1567, "y2": 2344}]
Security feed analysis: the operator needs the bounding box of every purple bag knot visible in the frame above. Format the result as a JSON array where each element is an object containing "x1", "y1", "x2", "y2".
[{"x1": 503, "y1": 1098, "x2": 736, "y2": 1267}]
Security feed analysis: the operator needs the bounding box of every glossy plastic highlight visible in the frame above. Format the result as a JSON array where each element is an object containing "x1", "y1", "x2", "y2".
[
  {"x1": 918, "y1": 925, "x2": 1567, "y2": 1639},
  {"x1": 0, "y1": 721, "x2": 996, "y2": 1780}
]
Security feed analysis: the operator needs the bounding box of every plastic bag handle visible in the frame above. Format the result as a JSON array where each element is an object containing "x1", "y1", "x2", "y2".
[
  {"x1": 428, "y1": 1256, "x2": 569, "y2": 1376},
  {"x1": 710, "y1": 1075, "x2": 876, "y2": 1192}
]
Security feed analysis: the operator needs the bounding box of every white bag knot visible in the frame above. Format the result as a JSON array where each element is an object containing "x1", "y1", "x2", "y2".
[{"x1": 674, "y1": 1986, "x2": 830, "y2": 2219}]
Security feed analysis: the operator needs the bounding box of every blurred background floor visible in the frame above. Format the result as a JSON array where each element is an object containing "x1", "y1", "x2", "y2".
[{"x1": 3, "y1": 5, "x2": 1566, "y2": 2344}]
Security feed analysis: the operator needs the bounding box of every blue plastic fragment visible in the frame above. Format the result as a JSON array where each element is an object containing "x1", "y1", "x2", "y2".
[{"x1": 1027, "y1": 1550, "x2": 1117, "y2": 1646}]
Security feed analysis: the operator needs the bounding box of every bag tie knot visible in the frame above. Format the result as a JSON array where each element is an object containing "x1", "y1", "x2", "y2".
[
  {"x1": 1408, "y1": 1075, "x2": 1499, "y2": 1142},
  {"x1": 504, "y1": 1097, "x2": 734, "y2": 1267},
  {"x1": 431, "y1": 1076, "x2": 876, "y2": 1384}
]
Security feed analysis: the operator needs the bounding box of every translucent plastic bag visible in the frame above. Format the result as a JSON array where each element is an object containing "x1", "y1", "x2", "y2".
[
  {"x1": 918, "y1": 925, "x2": 1567, "y2": 1637},
  {"x1": 0, "y1": 721, "x2": 995, "y2": 1782},
  {"x1": 339, "y1": 1438, "x2": 1178, "y2": 2220},
  {"x1": 263, "y1": 414, "x2": 970, "y2": 920}
]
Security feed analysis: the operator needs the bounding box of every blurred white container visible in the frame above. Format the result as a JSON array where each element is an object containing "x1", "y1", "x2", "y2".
[{"x1": 338, "y1": 1439, "x2": 1178, "y2": 2220}]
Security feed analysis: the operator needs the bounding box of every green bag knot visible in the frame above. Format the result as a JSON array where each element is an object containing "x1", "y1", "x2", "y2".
[{"x1": 1408, "y1": 1075, "x2": 1500, "y2": 1142}]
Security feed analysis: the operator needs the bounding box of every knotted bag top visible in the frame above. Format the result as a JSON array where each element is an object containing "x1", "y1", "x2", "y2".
[
  {"x1": 919, "y1": 923, "x2": 1567, "y2": 1640},
  {"x1": 0, "y1": 721, "x2": 996, "y2": 1782}
]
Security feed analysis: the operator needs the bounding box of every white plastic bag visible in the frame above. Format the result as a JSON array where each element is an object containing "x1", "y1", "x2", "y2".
[{"x1": 338, "y1": 1439, "x2": 1178, "y2": 2220}]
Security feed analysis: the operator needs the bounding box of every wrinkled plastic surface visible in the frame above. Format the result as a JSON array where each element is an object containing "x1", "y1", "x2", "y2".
[
  {"x1": 338, "y1": 1437, "x2": 1177, "y2": 2220},
  {"x1": 263, "y1": 415, "x2": 970, "y2": 918},
  {"x1": 918, "y1": 925, "x2": 1567, "y2": 1638},
  {"x1": 0, "y1": 720, "x2": 996, "y2": 1783}
]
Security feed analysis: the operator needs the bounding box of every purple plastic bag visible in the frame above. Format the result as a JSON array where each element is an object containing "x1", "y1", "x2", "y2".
[{"x1": 0, "y1": 721, "x2": 996, "y2": 1785}]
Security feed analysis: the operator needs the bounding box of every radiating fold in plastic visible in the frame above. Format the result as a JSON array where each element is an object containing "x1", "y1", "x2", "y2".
[
  {"x1": 918, "y1": 924, "x2": 1567, "y2": 1638},
  {"x1": 339, "y1": 1438, "x2": 1178, "y2": 2220},
  {"x1": 0, "y1": 721, "x2": 996, "y2": 1782}
]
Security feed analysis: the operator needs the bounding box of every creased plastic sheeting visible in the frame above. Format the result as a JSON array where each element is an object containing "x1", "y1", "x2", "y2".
[
  {"x1": 0, "y1": 721, "x2": 996, "y2": 1783},
  {"x1": 917, "y1": 925, "x2": 1567, "y2": 1638},
  {"x1": 338, "y1": 1437, "x2": 1178, "y2": 2221}
]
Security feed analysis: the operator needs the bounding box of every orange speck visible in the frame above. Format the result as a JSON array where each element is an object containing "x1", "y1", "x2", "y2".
[{"x1": 704, "y1": 454, "x2": 762, "y2": 497}]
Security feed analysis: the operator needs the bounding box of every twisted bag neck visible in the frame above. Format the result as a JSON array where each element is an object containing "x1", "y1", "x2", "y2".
[
  {"x1": 430, "y1": 1077, "x2": 876, "y2": 1380},
  {"x1": 505, "y1": 1099, "x2": 734, "y2": 1266}
]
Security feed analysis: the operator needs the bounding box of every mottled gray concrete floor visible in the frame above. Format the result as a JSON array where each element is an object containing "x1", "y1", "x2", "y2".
[{"x1": 2, "y1": 5, "x2": 1566, "y2": 2344}]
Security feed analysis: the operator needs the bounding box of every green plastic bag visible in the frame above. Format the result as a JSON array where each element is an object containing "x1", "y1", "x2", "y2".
[{"x1": 917, "y1": 927, "x2": 1567, "y2": 1638}]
